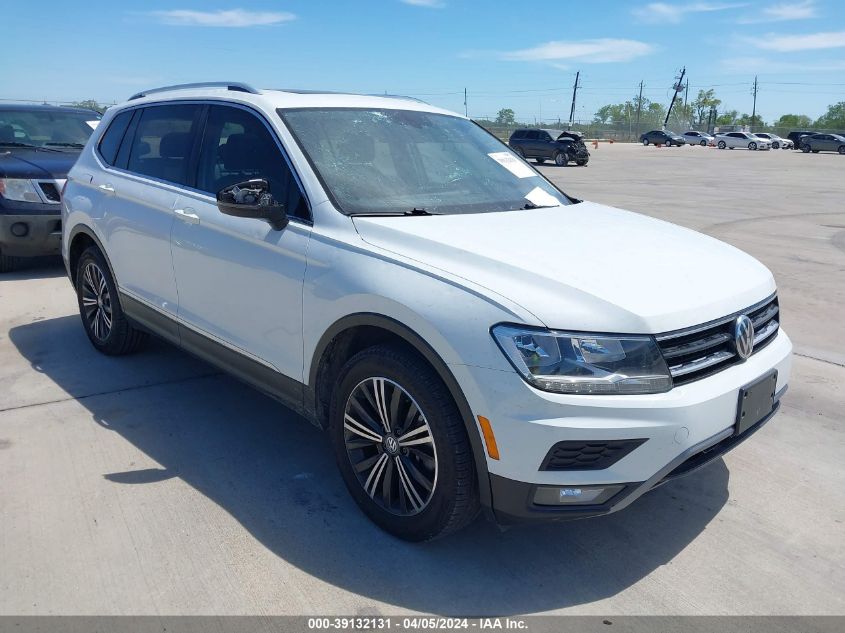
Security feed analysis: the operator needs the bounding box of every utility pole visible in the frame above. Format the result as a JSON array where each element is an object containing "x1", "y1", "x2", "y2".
[
  {"x1": 464, "y1": 88, "x2": 467, "y2": 118},
  {"x1": 751, "y1": 75, "x2": 758, "y2": 131},
  {"x1": 568, "y1": 71, "x2": 580, "y2": 129},
  {"x1": 635, "y1": 80, "x2": 644, "y2": 139},
  {"x1": 663, "y1": 66, "x2": 686, "y2": 130}
]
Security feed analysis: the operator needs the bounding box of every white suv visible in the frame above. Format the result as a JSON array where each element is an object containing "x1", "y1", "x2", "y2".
[{"x1": 62, "y1": 83, "x2": 791, "y2": 541}]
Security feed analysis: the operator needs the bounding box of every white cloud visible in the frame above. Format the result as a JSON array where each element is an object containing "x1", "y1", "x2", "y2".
[
  {"x1": 738, "y1": 0, "x2": 818, "y2": 23},
  {"x1": 400, "y1": 0, "x2": 445, "y2": 7},
  {"x1": 498, "y1": 39, "x2": 655, "y2": 64},
  {"x1": 750, "y1": 30, "x2": 845, "y2": 51},
  {"x1": 633, "y1": 2, "x2": 746, "y2": 24},
  {"x1": 149, "y1": 9, "x2": 296, "y2": 27}
]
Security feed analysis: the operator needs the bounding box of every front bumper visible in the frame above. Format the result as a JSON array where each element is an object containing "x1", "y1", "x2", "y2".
[
  {"x1": 450, "y1": 329, "x2": 792, "y2": 524},
  {"x1": 0, "y1": 210, "x2": 62, "y2": 257}
]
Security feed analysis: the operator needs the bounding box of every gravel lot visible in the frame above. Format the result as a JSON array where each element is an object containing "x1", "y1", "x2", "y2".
[{"x1": 1, "y1": 143, "x2": 843, "y2": 616}]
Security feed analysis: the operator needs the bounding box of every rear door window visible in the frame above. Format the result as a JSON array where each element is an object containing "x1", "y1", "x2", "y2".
[{"x1": 126, "y1": 104, "x2": 202, "y2": 186}]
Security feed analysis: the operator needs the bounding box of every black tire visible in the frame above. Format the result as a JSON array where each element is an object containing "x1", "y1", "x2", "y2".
[
  {"x1": 576, "y1": 159, "x2": 588, "y2": 166},
  {"x1": 642, "y1": 139, "x2": 649, "y2": 146},
  {"x1": 534, "y1": 158, "x2": 545, "y2": 165},
  {"x1": 665, "y1": 140, "x2": 673, "y2": 147},
  {"x1": 553, "y1": 151, "x2": 567, "y2": 166},
  {"x1": 772, "y1": 141, "x2": 780, "y2": 149},
  {"x1": 802, "y1": 144, "x2": 810, "y2": 153},
  {"x1": 75, "y1": 246, "x2": 148, "y2": 355},
  {"x1": 839, "y1": 146, "x2": 845, "y2": 155},
  {"x1": 718, "y1": 141, "x2": 726, "y2": 149},
  {"x1": 812, "y1": 149, "x2": 820, "y2": 153},
  {"x1": 513, "y1": 146, "x2": 525, "y2": 158},
  {"x1": 700, "y1": 140, "x2": 707, "y2": 146},
  {"x1": 329, "y1": 344, "x2": 479, "y2": 541},
  {"x1": 0, "y1": 248, "x2": 22, "y2": 273}
]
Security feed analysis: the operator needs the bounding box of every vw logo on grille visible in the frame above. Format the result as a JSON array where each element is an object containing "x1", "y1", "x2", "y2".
[
  {"x1": 734, "y1": 315, "x2": 755, "y2": 360},
  {"x1": 384, "y1": 435, "x2": 399, "y2": 454}
]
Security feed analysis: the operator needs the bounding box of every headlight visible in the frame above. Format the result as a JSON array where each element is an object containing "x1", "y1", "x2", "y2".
[
  {"x1": 0, "y1": 179, "x2": 42, "y2": 203},
  {"x1": 491, "y1": 325, "x2": 672, "y2": 395}
]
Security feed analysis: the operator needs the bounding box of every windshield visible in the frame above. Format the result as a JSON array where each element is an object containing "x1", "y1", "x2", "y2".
[
  {"x1": 278, "y1": 108, "x2": 570, "y2": 215},
  {"x1": 0, "y1": 109, "x2": 100, "y2": 148}
]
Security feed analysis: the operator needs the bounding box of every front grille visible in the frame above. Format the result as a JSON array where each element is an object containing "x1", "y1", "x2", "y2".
[
  {"x1": 656, "y1": 295, "x2": 780, "y2": 386},
  {"x1": 540, "y1": 438, "x2": 647, "y2": 471},
  {"x1": 37, "y1": 181, "x2": 61, "y2": 203}
]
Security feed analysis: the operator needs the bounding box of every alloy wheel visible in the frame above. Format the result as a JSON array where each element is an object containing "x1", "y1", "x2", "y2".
[
  {"x1": 81, "y1": 262, "x2": 113, "y2": 341},
  {"x1": 343, "y1": 377, "x2": 438, "y2": 516}
]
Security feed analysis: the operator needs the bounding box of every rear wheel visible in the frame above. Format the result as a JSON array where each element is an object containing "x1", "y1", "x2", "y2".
[
  {"x1": 642, "y1": 139, "x2": 649, "y2": 146},
  {"x1": 76, "y1": 246, "x2": 148, "y2": 355},
  {"x1": 514, "y1": 146, "x2": 525, "y2": 158},
  {"x1": 718, "y1": 140, "x2": 726, "y2": 149},
  {"x1": 534, "y1": 158, "x2": 545, "y2": 165},
  {"x1": 329, "y1": 345, "x2": 479, "y2": 541}
]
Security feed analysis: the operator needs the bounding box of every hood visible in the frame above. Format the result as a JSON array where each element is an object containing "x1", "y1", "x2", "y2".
[
  {"x1": 0, "y1": 148, "x2": 80, "y2": 179},
  {"x1": 352, "y1": 202, "x2": 775, "y2": 334}
]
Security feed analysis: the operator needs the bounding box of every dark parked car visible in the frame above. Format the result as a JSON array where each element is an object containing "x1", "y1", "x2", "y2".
[
  {"x1": 799, "y1": 133, "x2": 845, "y2": 154},
  {"x1": 786, "y1": 130, "x2": 815, "y2": 149},
  {"x1": 640, "y1": 129, "x2": 686, "y2": 146},
  {"x1": 508, "y1": 128, "x2": 590, "y2": 166},
  {"x1": 1, "y1": 104, "x2": 101, "y2": 271}
]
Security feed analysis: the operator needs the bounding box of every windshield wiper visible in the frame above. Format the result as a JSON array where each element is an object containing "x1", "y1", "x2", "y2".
[
  {"x1": 45, "y1": 142, "x2": 84, "y2": 148},
  {"x1": 351, "y1": 207, "x2": 441, "y2": 217},
  {"x1": 522, "y1": 201, "x2": 557, "y2": 210},
  {"x1": 0, "y1": 141, "x2": 40, "y2": 148}
]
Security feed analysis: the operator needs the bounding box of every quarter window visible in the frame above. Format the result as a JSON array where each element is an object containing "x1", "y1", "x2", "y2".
[
  {"x1": 196, "y1": 105, "x2": 308, "y2": 219},
  {"x1": 97, "y1": 111, "x2": 133, "y2": 166},
  {"x1": 126, "y1": 105, "x2": 200, "y2": 186}
]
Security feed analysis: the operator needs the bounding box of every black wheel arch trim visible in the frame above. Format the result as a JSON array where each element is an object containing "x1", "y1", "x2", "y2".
[{"x1": 309, "y1": 312, "x2": 494, "y2": 517}]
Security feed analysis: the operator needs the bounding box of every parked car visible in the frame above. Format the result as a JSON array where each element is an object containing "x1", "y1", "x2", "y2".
[
  {"x1": 508, "y1": 128, "x2": 589, "y2": 166},
  {"x1": 0, "y1": 104, "x2": 101, "y2": 271},
  {"x1": 62, "y1": 83, "x2": 791, "y2": 541},
  {"x1": 799, "y1": 133, "x2": 845, "y2": 154},
  {"x1": 715, "y1": 132, "x2": 771, "y2": 150},
  {"x1": 682, "y1": 130, "x2": 714, "y2": 146},
  {"x1": 752, "y1": 133, "x2": 792, "y2": 150},
  {"x1": 786, "y1": 130, "x2": 815, "y2": 149},
  {"x1": 640, "y1": 129, "x2": 686, "y2": 146}
]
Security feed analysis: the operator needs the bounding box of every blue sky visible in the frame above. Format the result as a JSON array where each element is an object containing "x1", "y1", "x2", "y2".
[{"x1": 5, "y1": 0, "x2": 845, "y2": 123}]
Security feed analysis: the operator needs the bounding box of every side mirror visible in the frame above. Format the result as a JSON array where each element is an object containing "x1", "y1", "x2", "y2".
[{"x1": 216, "y1": 179, "x2": 288, "y2": 231}]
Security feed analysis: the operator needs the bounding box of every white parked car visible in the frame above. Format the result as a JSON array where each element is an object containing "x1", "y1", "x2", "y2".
[
  {"x1": 682, "y1": 130, "x2": 714, "y2": 146},
  {"x1": 62, "y1": 83, "x2": 791, "y2": 540},
  {"x1": 753, "y1": 133, "x2": 793, "y2": 149},
  {"x1": 716, "y1": 131, "x2": 771, "y2": 150}
]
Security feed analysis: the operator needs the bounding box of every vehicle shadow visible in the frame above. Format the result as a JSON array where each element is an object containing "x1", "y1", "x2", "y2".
[
  {"x1": 8, "y1": 316, "x2": 730, "y2": 615},
  {"x1": 0, "y1": 256, "x2": 66, "y2": 281}
]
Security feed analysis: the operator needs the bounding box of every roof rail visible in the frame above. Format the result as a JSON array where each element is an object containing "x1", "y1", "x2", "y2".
[
  {"x1": 367, "y1": 94, "x2": 427, "y2": 104},
  {"x1": 128, "y1": 82, "x2": 260, "y2": 101}
]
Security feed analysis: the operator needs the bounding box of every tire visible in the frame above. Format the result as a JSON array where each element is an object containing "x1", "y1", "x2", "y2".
[
  {"x1": 0, "y1": 248, "x2": 22, "y2": 273},
  {"x1": 329, "y1": 344, "x2": 479, "y2": 541},
  {"x1": 576, "y1": 159, "x2": 588, "y2": 166},
  {"x1": 642, "y1": 139, "x2": 649, "y2": 146},
  {"x1": 748, "y1": 142, "x2": 757, "y2": 150},
  {"x1": 700, "y1": 140, "x2": 707, "y2": 146},
  {"x1": 718, "y1": 141, "x2": 726, "y2": 149},
  {"x1": 802, "y1": 144, "x2": 810, "y2": 153},
  {"x1": 839, "y1": 146, "x2": 845, "y2": 155},
  {"x1": 554, "y1": 151, "x2": 567, "y2": 166},
  {"x1": 514, "y1": 146, "x2": 525, "y2": 158},
  {"x1": 534, "y1": 158, "x2": 545, "y2": 165},
  {"x1": 772, "y1": 141, "x2": 780, "y2": 149},
  {"x1": 665, "y1": 140, "x2": 673, "y2": 147},
  {"x1": 75, "y1": 246, "x2": 148, "y2": 355},
  {"x1": 812, "y1": 150, "x2": 820, "y2": 153}
]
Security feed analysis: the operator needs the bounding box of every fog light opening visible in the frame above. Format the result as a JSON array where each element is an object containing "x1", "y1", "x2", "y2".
[{"x1": 10, "y1": 222, "x2": 29, "y2": 237}]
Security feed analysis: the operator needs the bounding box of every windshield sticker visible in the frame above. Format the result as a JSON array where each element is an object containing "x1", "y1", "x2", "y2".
[
  {"x1": 487, "y1": 152, "x2": 535, "y2": 178},
  {"x1": 86, "y1": 120, "x2": 100, "y2": 129},
  {"x1": 524, "y1": 187, "x2": 560, "y2": 208}
]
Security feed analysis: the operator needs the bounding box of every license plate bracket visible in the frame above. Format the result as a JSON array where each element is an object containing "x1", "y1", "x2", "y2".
[{"x1": 735, "y1": 370, "x2": 778, "y2": 436}]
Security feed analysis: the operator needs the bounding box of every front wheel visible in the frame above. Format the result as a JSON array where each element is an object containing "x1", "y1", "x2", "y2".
[
  {"x1": 554, "y1": 151, "x2": 567, "y2": 166},
  {"x1": 330, "y1": 345, "x2": 479, "y2": 541},
  {"x1": 772, "y1": 141, "x2": 780, "y2": 149},
  {"x1": 718, "y1": 141, "x2": 726, "y2": 149},
  {"x1": 700, "y1": 140, "x2": 707, "y2": 146},
  {"x1": 748, "y1": 142, "x2": 757, "y2": 150},
  {"x1": 76, "y1": 246, "x2": 148, "y2": 355},
  {"x1": 801, "y1": 144, "x2": 810, "y2": 153},
  {"x1": 839, "y1": 146, "x2": 845, "y2": 155}
]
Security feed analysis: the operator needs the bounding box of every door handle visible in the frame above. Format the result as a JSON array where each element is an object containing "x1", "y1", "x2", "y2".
[
  {"x1": 174, "y1": 208, "x2": 200, "y2": 224},
  {"x1": 98, "y1": 183, "x2": 115, "y2": 192}
]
